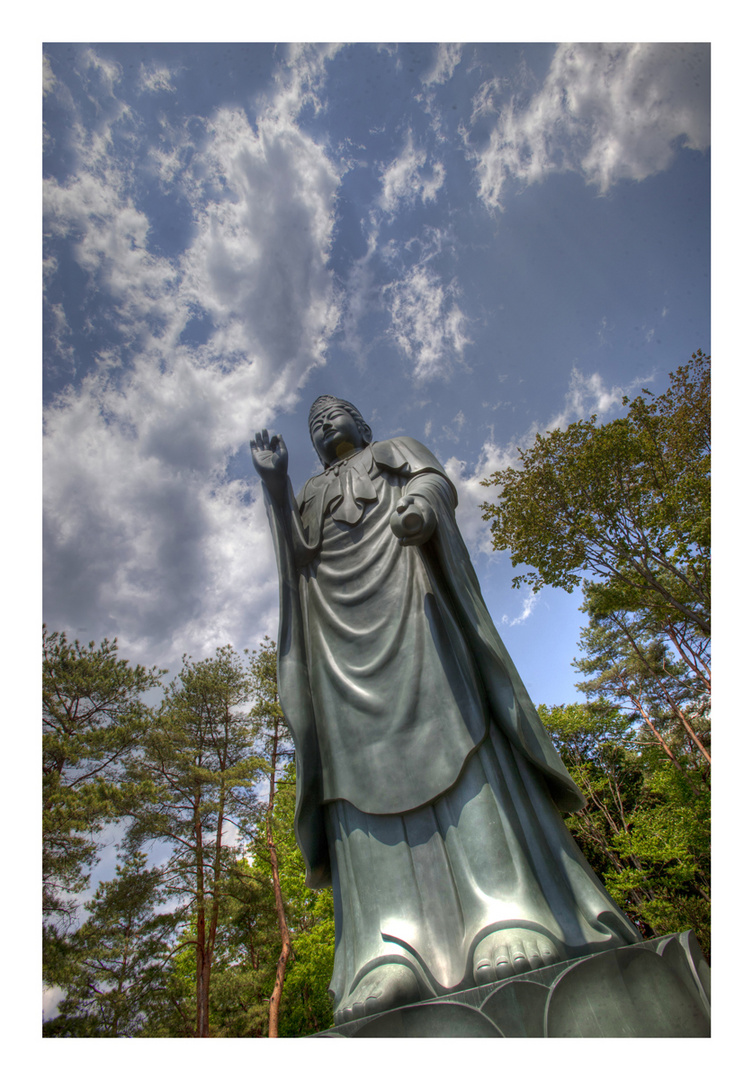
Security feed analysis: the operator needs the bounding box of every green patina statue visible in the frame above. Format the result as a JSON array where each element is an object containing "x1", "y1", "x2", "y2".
[{"x1": 251, "y1": 395, "x2": 640, "y2": 1024}]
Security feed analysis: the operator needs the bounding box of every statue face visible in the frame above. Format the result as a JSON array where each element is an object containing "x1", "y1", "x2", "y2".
[{"x1": 310, "y1": 402, "x2": 365, "y2": 465}]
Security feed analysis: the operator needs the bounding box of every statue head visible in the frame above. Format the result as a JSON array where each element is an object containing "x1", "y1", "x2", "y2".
[{"x1": 308, "y1": 395, "x2": 373, "y2": 466}]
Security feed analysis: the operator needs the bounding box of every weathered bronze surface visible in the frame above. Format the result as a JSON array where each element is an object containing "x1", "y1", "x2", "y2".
[{"x1": 252, "y1": 397, "x2": 642, "y2": 1025}]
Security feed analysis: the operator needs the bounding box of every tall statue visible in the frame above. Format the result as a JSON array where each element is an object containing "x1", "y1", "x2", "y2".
[{"x1": 252, "y1": 396, "x2": 640, "y2": 1024}]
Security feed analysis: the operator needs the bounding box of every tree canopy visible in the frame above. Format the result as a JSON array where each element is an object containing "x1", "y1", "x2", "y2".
[
  {"x1": 44, "y1": 635, "x2": 335, "y2": 1038},
  {"x1": 481, "y1": 351, "x2": 710, "y2": 650},
  {"x1": 43, "y1": 626, "x2": 164, "y2": 985}
]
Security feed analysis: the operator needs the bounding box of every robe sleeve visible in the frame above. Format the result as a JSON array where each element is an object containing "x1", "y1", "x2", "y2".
[{"x1": 261, "y1": 479, "x2": 331, "y2": 887}]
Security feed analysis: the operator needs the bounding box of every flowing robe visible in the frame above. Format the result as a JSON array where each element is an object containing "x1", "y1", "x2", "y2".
[{"x1": 263, "y1": 437, "x2": 640, "y2": 1004}]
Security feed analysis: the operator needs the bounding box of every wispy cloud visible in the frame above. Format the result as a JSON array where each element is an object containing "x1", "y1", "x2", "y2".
[
  {"x1": 500, "y1": 587, "x2": 540, "y2": 627},
  {"x1": 422, "y1": 43, "x2": 463, "y2": 88},
  {"x1": 43, "y1": 52, "x2": 56, "y2": 95},
  {"x1": 385, "y1": 264, "x2": 470, "y2": 381},
  {"x1": 467, "y1": 43, "x2": 710, "y2": 210},
  {"x1": 137, "y1": 62, "x2": 178, "y2": 95},
  {"x1": 269, "y1": 43, "x2": 342, "y2": 123},
  {"x1": 378, "y1": 131, "x2": 445, "y2": 217}
]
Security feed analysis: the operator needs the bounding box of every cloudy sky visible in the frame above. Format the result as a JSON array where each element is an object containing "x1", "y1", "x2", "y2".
[{"x1": 42, "y1": 41, "x2": 710, "y2": 709}]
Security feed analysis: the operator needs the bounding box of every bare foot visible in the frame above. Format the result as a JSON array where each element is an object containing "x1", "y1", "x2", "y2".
[
  {"x1": 473, "y1": 928, "x2": 561, "y2": 985},
  {"x1": 334, "y1": 963, "x2": 421, "y2": 1024}
]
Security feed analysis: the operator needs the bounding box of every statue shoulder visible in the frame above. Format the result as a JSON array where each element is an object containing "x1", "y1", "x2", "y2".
[{"x1": 372, "y1": 436, "x2": 446, "y2": 475}]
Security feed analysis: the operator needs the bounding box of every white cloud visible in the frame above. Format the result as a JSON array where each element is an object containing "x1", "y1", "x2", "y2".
[
  {"x1": 417, "y1": 45, "x2": 465, "y2": 143},
  {"x1": 79, "y1": 47, "x2": 123, "y2": 98},
  {"x1": 378, "y1": 132, "x2": 445, "y2": 217},
  {"x1": 500, "y1": 587, "x2": 540, "y2": 627},
  {"x1": 43, "y1": 52, "x2": 56, "y2": 96},
  {"x1": 469, "y1": 43, "x2": 710, "y2": 210},
  {"x1": 422, "y1": 43, "x2": 463, "y2": 88},
  {"x1": 442, "y1": 409, "x2": 466, "y2": 443},
  {"x1": 43, "y1": 45, "x2": 344, "y2": 669},
  {"x1": 45, "y1": 303, "x2": 76, "y2": 378},
  {"x1": 385, "y1": 264, "x2": 470, "y2": 381},
  {"x1": 138, "y1": 63, "x2": 177, "y2": 94},
  {"x1": 544, "y1": 367, "x2": 634, "y2": 432},
  {"x1": 43, "y1": 354, "x2": 280, "y2": 668},
  {"x1": 444, "y1": 438, "x2": 520, "y2": 556},
  {"x1": 178, "y1": 103, "x2": 342, "y2": 386},
  {"x1": 269, "y1": 42, "x2": 342, "y2": 124},
  {"x1": 44, "y1": 172, "x2": 183, "y2": 349}
]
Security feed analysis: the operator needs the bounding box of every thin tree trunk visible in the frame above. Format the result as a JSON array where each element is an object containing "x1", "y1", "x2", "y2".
[
  {"x1": 266, "y1": 718, "x2": 293, "y2": 1038},
  {"x1": 267, "y1": 834, "x2": 293, "y2": 1038},
  {"x1": 194, "y1": 787, "x2": 210, "y2": 1038},
  {"x1": 613, "y1": 668, "x2": 704, "y2": 795},
  {"x1": 614, "y1": 614, "x2": 712, "y2": 768}
]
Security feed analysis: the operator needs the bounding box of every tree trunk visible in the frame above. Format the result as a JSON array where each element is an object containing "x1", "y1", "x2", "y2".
[
  {"x1": 266, "y1": 719, "x2": 293, "y2": 1038},
  {"x1": 194, "y1": 787, "x2": 210, "y2": 1038}
]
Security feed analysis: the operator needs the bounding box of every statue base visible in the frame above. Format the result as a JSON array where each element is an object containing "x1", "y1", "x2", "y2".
[{"x1": 309, "y1": 931, "x2": 709, "y2": 1037}]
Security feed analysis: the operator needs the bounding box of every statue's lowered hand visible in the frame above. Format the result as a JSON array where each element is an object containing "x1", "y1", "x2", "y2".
[{"x1": 390, "y1": 495, "x2": 436, "y2": 546}]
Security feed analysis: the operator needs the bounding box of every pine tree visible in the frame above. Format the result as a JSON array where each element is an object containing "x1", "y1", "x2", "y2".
[
  {"x1": 124, "y1": 646, "x2": 262, "y2": 1037},
  {"x1": 44, "y1": 852, "x2": 178, "y2": 1037},
  {"x1": 43, "y1": 626, "x2": 164, "y2": 982}
]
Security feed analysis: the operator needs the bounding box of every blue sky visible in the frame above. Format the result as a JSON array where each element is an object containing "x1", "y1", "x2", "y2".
[{"x1": 42, "y1": 41, "x2": 710, "y2": 710}]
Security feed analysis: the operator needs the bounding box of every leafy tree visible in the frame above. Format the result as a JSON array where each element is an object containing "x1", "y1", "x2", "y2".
[
  {"x1": 43, "y1": 852, "x2": 178, "y2": 1037},
  {"x1": 203, "y1": 859, "x2": 286, "y2": 1038},
  {"x1": 540, "y1": 703, "x2": 710, "y2": 955},
  {"x1": 43, "y1": 626, "x2": 164, "y2": 980},
  {"x1": 574, "y1": 603, "x2": 710, "y2": 786},
  {"x1": 124, "y1": 646, "x2": 262, "y2": 1037},
  {"x1": 539, "y1": 704, "x2": 646, "y2": 895},
  {"x1": 481, "y1": 352, "x2": 710, "y2": 675},
  {"x1": 134, "y1": 863, "x2": 280, "y2": 1038}
]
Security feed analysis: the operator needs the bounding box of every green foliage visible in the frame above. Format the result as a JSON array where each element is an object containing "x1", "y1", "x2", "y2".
[
  {"x1": 45, "y1": 852, "x2": 179, "y2": 1037},
  {"x1": 188, "y1": 859, "x2": 281, "y2": 1038},
  {"x1": 277, "y1": 888, "x2": 335, "y2": 1037},
  {"x1": 133, "y1": 869, "x2": 280, "y2": 1038},
  {"x1": 43, "y1": 626, "x2": 164, "y2": 980},
  {"x1": 42, "y1": 632, "x2": 338, "y2": 1038},
  {"x1": 240, "y1": 655, "x2": 336, "y2": 1039},
  {"x1": 124, "y1": 645, "x2": 264, "y2": 1036},
  {"x1": 272, "y1": 760, "x2": 335, "y2": 1036},
  {"x1": 540, "y1": 703, "x2": 710, "y2": 955},
  {"x1": 481, "y1": 352, "x2": 710, "y2": 646},
  {"x1": 574, "y1": 605, "x2": 710, "y2": 785}
]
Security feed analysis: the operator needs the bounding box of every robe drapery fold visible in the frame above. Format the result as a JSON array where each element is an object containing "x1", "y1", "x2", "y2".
[{"x1": 265, "y1": 437, "x2": 584, "y2": 888}]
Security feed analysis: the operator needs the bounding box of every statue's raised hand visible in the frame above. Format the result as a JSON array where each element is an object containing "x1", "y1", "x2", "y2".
[{"x1": 251, "y1": 429, "x2": 288, "y2": 502}]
